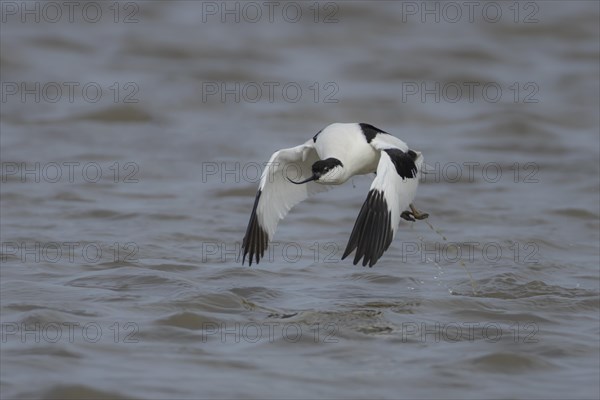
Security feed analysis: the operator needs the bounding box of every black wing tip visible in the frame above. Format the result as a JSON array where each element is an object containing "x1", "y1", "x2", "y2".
[
  {"x1": 241, "y1": 190, "x2": 269, "y2": 266},
  {"x1": 343, "y1": 189, "x2": 393, "y2": 268}
]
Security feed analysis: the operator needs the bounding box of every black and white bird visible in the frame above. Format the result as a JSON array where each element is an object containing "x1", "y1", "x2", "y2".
[{"x1": 241, "y1": 122, "x2": 428, "y2": 267}]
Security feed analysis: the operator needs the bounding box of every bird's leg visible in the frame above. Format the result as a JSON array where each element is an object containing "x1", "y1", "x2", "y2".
[
  {"x1": 401, "y1": 204, "x2": 429, "y2": 222},
  {"x1": 409, "y1": 204, "x2": 429, "y2": 220}
]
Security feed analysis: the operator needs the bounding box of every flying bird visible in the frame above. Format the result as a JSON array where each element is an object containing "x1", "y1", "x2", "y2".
[{"x1": 241, "y1": 122, "x2": 428, "y2": 267}]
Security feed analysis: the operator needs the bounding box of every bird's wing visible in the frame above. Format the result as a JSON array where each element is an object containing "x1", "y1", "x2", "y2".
[
  {"x1": 371, "y1": 132, "x2": 409, "y2": 152},
  {"x1": 342, "y1": 136, "x2": 421, "y2": 267},
  {"x1": 242, "y1": 140, "x2": 328, "y2": 265}
]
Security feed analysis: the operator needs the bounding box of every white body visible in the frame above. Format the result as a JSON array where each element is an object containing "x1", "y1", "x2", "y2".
[
  {"x1": 314, "y1": 123, "x2": 411, "y2": 183},
  {"x1": 314, "y1": 123, "x2": 382, "y2": 182}
]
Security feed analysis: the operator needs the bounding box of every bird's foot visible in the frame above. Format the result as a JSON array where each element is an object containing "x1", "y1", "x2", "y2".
[
  {"x1": 413, "y1": 211, "x2": 429, "y2": 220},
  {"x1": 407, "y1": 204, "x2": 429, "y2": 221}
]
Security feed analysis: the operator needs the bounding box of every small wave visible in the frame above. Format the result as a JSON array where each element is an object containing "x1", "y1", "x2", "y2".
[
  {"x1": 347, "y1": 272, "x2": 418, "y2": 285},
  {"x1": 453, "y1": 273, "x2": 597, "y2": 300},
  {"x1": 155, "y1": 311, "x2": 223, "y2": 330},
  {"x1": 469, "y1": 352, "x2": 557, "y2": 373},
  {"x1": 75, "y1": 105, "x2": 154, "y2": 123},
  {"x1": 552, "y1": 208, "x2": 599, "y2": 219},
  {"x1": 23, "y1": 385, "x2": 133, "y2": 400},
  {"x1": 229, "y1": 286, "x2": 283, "y2": 301},
  {"x1": 66, "y1": 209, "x2": 139, "y2": 219},
  {"x1": 65, "y1": 269, "x2": 196, "y2": 291}
]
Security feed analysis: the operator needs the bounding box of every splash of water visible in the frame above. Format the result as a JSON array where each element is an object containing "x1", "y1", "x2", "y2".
[{"x1": 415, "y1": 218, "x2": 479, "y2": 296}]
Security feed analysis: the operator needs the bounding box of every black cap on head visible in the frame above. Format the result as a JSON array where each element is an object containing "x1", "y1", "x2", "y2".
[
  {"x1": 288, "y1": 158, "x2": 343, "y2": 185},
  {"x1": 311, "y1": 158, "x2": 343, "y2": 175}
]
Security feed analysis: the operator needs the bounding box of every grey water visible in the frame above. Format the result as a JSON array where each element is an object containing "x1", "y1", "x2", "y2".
[{"x1": 1, "y1": 1, "x2": 599, "y2": 399}]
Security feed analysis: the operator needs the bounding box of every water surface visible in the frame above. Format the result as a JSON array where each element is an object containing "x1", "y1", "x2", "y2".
[{"x1": 1, "y1": 1, "x2": 599, "y2": 399}]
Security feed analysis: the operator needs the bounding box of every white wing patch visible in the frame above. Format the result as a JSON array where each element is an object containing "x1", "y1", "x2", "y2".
[
  {"x1": 370, "y1": 133, "x2": 409, "y2": 153},
  {"x1": 242, "y1": 140, "x2": 328, "y2": 265}
]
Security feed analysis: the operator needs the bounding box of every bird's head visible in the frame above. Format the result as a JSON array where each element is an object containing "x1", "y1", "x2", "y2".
[{"x1": 288, "y1": 158, "x2": 344, "y2": 185}]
